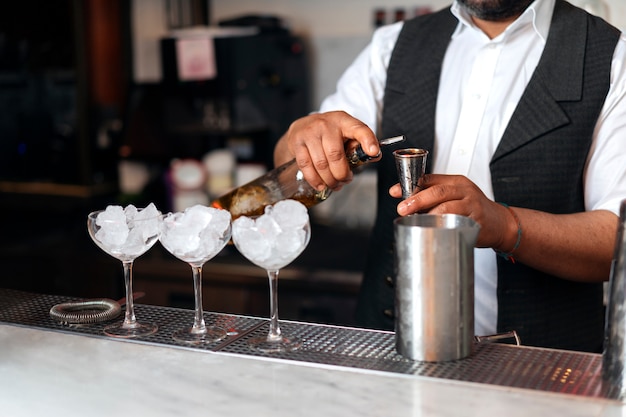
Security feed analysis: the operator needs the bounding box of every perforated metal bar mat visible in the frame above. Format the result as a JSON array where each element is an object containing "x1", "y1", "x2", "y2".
[{"x1": 0, "y1": 289, "x2": 619, "y2": 400}]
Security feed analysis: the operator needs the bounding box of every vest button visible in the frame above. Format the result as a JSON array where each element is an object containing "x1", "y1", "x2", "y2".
[
  {"x1": 385, "y1": 276, "x2": 394, "y2": 287},
  {"x1": 383, "y1": 309, "x2": 394, "y2": 318}
]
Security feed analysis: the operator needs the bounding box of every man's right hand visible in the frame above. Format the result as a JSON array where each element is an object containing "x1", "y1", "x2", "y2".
[{"x1": 274, "y1": 111, "x2": 380, "y2": 192}]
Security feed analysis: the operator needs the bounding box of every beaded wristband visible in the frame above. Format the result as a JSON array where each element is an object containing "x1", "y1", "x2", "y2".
[{"x1": 494, "y1": 203, "x2": 522, "y2": 263}]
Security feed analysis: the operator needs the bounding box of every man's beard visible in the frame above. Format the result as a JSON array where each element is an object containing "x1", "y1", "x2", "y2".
[{"x1": 457, "y1": 0, "x2": 535, "y2": 21}]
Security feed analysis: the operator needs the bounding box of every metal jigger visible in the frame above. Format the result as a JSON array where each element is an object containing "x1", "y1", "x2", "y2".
[
  {"x1": 393, "y1": 148, "x2": 429, "y2": 199},
  {"x1": 603, "y1": 198, "x2": 626, "y2": 400}
]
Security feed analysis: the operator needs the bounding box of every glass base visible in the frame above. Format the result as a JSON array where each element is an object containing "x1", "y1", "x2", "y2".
[
  {"x1": 172, "y1": 326, "x2": 227, "y2": 344},
  {"x1": 103, "y1": 321, "x2": 158, "y2": 338},
  {"x1": 247, "y1": 335, "x2": 302, "y2": 353}
]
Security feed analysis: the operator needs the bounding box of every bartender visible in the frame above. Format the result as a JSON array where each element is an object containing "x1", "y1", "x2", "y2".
[{"x1": 273, "y1": 0, "x2": 626, "y2": 352}]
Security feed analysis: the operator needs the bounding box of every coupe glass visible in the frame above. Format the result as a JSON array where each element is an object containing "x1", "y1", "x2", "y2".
[
  {"x1": 159, "y1": 205, "x2": 232, "y2": 344},
  {"x1": 87, "y1": 204, "x2": 161, "y2": 338},
  {"x1": 231, "y1": 199, "x2": 311, "y2": 353}
]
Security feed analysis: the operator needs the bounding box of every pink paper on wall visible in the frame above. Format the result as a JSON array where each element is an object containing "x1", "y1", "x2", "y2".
[{"x1": 175, "y1": 37, "x2": 216, "y2": 81}]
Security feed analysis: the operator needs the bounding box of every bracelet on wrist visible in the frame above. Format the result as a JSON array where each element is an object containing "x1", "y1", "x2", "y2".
[{"x1": 494, "y1": 202, "x2": 522, "y2": 263}]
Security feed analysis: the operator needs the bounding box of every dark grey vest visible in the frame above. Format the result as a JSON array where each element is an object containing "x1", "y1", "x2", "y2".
[{"x1": 357, "y1": 0, "x2": 620, "y2": 352}]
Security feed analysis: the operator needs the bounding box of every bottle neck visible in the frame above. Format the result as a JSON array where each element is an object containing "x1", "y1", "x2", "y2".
[{"x1": 346, "y1": 145, "x2": 382, "y2": 167}]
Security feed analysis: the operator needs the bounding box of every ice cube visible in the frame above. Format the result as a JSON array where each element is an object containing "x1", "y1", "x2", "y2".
[
  {"x1": 205, "y1": 206, "x2": 232, "y2": 238},
  {"x1": 272, "y1": 199, "x2": 308, "y2": 229},
  {"x1": 97, "y1": 205, "x2": 125, "y2": 223},
  {"x1": 95, "y1": 205, "x2": 129, "y2": 247},
  {"x1": 231, "y1": 199, "x2": 309, "y2": 270},
  {"x1": 124, "y1": 204, "x2": 139, "y2": 220},
  {"x1": 182, "y1": 204, "x2": 213, "y2": 228},
  {"x1": 161, "y1": 206, "x2": 231, "y2": 263},
  {"x1": 130, "y1": 203, "x2": 161, "y2": 242},
  {"x1": 255, "y1": 214, "x2": 282, "y2": 240},
  {"x1": 232, "y1": 217, "x2": 272, "y2": 262}
]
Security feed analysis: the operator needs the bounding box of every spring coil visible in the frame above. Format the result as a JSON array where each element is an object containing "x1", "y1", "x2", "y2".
[{"x1": 49, "y1": 299, "x2": 122, "y2": 325}]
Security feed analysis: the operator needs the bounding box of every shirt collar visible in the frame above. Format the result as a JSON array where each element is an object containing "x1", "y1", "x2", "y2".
[{"x1": 450, "y1": 0, "x2": 554, "y2": 43}]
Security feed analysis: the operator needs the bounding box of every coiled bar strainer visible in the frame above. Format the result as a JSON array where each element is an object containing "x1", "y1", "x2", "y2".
[{"x1": 49, "y1": 298, "x2": 122, "y2": 325}]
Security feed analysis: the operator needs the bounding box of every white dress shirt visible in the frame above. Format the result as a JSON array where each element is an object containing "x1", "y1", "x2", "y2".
[{"x1": 319, "y1": 0, "x2": 626, "y2": 336}]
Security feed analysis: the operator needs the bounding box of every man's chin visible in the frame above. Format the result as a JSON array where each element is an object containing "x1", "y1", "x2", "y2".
[{"x1": 457, "y1": 0, "x2": 535, "y2": 21}]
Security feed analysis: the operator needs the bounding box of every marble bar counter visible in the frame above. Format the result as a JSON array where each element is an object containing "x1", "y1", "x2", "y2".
[{"x1": 1, "y1": 289, "x2": 625, "y2": 417}]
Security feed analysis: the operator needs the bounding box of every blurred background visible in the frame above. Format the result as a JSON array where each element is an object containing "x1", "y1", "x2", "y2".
[{"x1": 0, "y1": 0, "x2": 622, "y2": 326}]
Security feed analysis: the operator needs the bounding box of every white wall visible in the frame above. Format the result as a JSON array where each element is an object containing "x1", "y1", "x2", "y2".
[
  {"x1": 209, "y1": 0, "x2": 451, "y2": 108},
  {"x1": 569, "y1": 0, "x2": 626, "y2": 28},
  {"x1": 210, "y1": 0, "x2": 449, "y2": 36},
  {"x1": 210, "y1": 0, "x2": 626, "y2": 109},
  {"x1": 132, "y1": 0, "x2": 168, "y2": 84},
  {"x1": 132, "y1": 0, "x2": 626, "y2": 109}
]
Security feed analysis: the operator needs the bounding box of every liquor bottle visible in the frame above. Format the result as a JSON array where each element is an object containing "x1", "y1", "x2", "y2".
[{"x1": 210, "y1": 135, "x2": 405, "y2": 219}]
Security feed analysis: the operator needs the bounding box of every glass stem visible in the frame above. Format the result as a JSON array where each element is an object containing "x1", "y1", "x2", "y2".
[
  {"x1": 191, "y1": 265, "x2": 206, "y2": 334},
  {"x1": 267, "y1": 269, "x2": 281, "y2": 341},
  {"x1": 122, "y1": 261, "x2": 137, "y2": 328}
]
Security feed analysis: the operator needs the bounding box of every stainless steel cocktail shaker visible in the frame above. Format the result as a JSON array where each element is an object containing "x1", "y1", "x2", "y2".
[{"x1": 603, "y1": 199, "x2": 626, "y2": 398}]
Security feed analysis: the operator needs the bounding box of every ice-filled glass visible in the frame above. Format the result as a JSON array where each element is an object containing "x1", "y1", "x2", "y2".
[
  {"x1": 231, "y1": 199, "x2": 311, "y2": 352},
  {"x1": 159, "y1": 205, "x2": 232, "y2": 344},
  {"x1": 87, "y1": 203, "x2": 161, "y2": 338}
]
